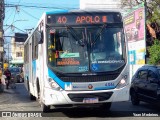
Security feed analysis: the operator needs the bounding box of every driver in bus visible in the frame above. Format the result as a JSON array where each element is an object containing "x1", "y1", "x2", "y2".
[
  {"x1": 91, "y1": 42, "x2": 106, "y2": 61},
  {"x1": 93, "y1": 42, "x2": 121, "y2": 60},
  {"x1": 93, "y1": 42, "x2": 106, "y2": 53}
]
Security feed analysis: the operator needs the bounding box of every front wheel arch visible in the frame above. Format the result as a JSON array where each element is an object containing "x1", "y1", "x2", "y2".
[{"x1": 130, "y1": 89, "x2": 140, "y2": 105}]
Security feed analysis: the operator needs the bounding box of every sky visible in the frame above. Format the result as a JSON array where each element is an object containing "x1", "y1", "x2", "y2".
[
  {"x1": 4, "y1": 0, "x2": 80, "y2": 41},
  {"x1": 3, "y1": 0, "x2": 79, "y2": 59}
]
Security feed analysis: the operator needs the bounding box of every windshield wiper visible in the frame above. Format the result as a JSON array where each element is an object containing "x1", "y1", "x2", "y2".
[
  {"x1": 65, "y1": 25, "x2": 86, "y2": 47},
  {"x1": 92, "y1": 24, "x2": 107, "y2": 45}
]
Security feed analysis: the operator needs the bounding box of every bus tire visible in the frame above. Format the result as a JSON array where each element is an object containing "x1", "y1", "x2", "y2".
[
  {"x1": 36, "y1": 80, "x2": 41, "y2": 102},
  {"x1": 100, "y1": 102, "x2": 112, "y2": 111},
  {"x1": 30, "y1": 93, "x2": 36, "y2": 100},
  {"x1": 41, "y1": 103, "x2": 50, "y2": 113},
  {"x1": 28, "y1": 82, "x2": 36, "y2": 100}
]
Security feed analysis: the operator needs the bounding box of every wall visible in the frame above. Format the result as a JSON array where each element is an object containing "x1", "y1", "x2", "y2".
[{"x1": 10, "y1": 37, "x2": 24, "y2": 65}]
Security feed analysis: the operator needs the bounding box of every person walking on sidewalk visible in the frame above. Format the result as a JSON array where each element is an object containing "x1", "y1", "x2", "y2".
[
  {"x1": 4, "y1": 68, "x2": 11, "y2": 89},
  {"x1": 0, "y1": 67, "x2": 5, "y2": 92}
]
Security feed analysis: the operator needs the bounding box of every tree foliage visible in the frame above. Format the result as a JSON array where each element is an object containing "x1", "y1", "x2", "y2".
[{"x1": 148, "y1": 39, "x2": 160, "y2": 65}]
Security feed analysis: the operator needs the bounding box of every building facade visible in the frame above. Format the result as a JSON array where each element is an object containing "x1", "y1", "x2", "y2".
[{"x1": 10, "y1": 37, "x2": 24, "y2": 67}]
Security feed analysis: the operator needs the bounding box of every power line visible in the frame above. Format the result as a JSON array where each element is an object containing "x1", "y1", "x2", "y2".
[
  {"x1": 6, "y1": 1, "x2": 79, "y2": 6},
  {"x1": 4, "y1": 25, "x2": 27, "y2": 33},
  {"x1": 21, "y1": 8, "x2": 39, "y2": 20},
  {"x1": 4, "y1": 3, "x2": 78, "y2": 9},
  {"x1": 4, "y1": 8, "x2": 15, "y2": 24},
  {"x1": 12, "y1": 7, "x2": 17, "y2": 27}
]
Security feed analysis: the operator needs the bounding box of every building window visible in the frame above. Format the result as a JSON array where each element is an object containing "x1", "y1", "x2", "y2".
[{"x1": 16, "y1": 52, "x2": 22, "y2": 57}]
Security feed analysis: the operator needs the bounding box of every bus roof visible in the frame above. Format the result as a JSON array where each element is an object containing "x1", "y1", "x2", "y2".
[
  {"x1": 45, "y1": 9, "x2": 123, "y2": 15},
  {"x1": 46, "y1": 9, "x2": 69, "y2": 15}
]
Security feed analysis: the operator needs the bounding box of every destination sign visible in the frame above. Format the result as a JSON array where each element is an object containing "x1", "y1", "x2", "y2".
[{"x1": 47, "y1": 12, "x2": 122, "y2": 25}]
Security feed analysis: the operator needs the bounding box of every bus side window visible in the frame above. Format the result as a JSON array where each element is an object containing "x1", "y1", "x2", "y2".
[
  {"x1": 55, "y1": 38, "x2": 63, "y2": 51},
  {"x1": 48, "y1": 32, "x2": 57, "y2": 66},
  {"x1": 49, "y1": 32, "x2": 62, "y2": 51},
  {"x1": 49, "y1": 32, "x2": 55, "y2": 49}
]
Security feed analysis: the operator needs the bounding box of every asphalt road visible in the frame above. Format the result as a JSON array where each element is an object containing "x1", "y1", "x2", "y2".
[{"x1": 0, "y1": 83, "x2": 160, "y2": 120}]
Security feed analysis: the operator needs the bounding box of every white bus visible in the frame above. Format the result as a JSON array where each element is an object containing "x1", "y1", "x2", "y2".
[{"x1": 24, "y1": 10, "x2": 130, "y2": 112}]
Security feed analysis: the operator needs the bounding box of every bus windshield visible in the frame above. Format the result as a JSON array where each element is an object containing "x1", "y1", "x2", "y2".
[
  {"x1": 89, "y1": 25, "x2": 125, "y2": 72},
  {"x1": 47, "y1": 27, "x2": 89, "y2": 73},
  {"x1": 47, "y1": 24, "x2": 126, "y2": 73}
]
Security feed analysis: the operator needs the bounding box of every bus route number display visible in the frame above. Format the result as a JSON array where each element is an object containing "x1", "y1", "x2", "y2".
[
  {"x1": 56, "y1": 15, "x2": 107, "y2": 24},
  {"x1": 47, "y1": 13, "x2": 121, "y2": 25}
]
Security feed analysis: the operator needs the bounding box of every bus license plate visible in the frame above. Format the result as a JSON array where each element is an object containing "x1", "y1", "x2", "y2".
[{"x1": 83, "y1": 98, "x2": 98, "y2": 103}]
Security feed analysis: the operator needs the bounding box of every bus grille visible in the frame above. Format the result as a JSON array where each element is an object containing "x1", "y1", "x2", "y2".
[
  {"x1": 59, "y1": 74, "x2": 119, "y2": 82},
  {"x1": 68, "y1": 92, "x2": 113, "y2": 102}
]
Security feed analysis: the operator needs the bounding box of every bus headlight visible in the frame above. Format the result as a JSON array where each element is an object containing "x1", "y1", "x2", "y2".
[
  {"x1": 48, "y1": 78, "x2": 60, "y2": 90},
  {"x1": 116, "y1": 75, "x2": 128, "y2": 89}
]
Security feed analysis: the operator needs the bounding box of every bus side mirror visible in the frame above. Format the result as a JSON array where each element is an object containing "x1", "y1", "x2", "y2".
[{"x1": 38, "y1": 32, "x2": 44, "y2": 44}]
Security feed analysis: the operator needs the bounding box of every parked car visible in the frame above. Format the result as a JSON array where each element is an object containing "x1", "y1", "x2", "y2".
[
  {"x1": 9, "y1": 67, "x2": 24, "y2": 83},
  {"x1": 130, "y1": 65, "x2": 160, "y2": 106}
]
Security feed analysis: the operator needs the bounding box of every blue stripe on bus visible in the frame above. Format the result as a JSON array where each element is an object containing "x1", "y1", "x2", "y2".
[
  {"x1": 32, "y1": 60, "x2": 36, "y2": 73},
  {"x1": 32, "y1": 60, "x2": 36, "y2": 81},
  {"x1": 94, "y1": 86, "x2": 115, "y2": 90},
  {"x1": 48, "y1": 68, "x2": 71, "y2": 90},
  {"x1": 46, "y1": 10, "x2": 68, "y2": 15}
]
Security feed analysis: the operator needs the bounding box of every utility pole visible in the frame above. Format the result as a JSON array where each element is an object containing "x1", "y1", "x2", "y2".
[
  {"x1": 0, "y1": 0, "x2": 5, "y2": 69},
  {"x1": 8, "y1": 44, "x2": 9, "y2": 63}
]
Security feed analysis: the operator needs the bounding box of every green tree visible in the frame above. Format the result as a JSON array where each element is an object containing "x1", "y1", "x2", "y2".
[{"x1": 148, "y1": 39, "x2": 160, "y2": 65}]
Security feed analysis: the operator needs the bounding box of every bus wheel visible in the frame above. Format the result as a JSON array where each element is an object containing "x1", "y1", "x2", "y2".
[
  {"x1": 28, "y1": 83, "x2": 36, "y2": 100},
  {"x1": 131, "y1": 90, "x2": 140, "y2": 105},
  {"x1": 100, "y1": 102, "x2": 112, "y2": 111},
  {"x1": 41, "y1": 103, "x2": 51, "y2": 113},
  {"x1": 29, "y1": 93, "x2": 36, "y2": 100}
]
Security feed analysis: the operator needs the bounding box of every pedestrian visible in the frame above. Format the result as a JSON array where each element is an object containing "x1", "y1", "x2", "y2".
[
  {"x1": 0, "y1": 67, "x2": 5, "y2": 92},
  {"x1": 4, "y1": 68, "x2": 11, "y2": 89}
]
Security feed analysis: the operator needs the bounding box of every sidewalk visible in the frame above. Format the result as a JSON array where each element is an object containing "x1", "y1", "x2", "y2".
[{"x1": 0, "y1": 87, "x2": 15, "y2": 103}]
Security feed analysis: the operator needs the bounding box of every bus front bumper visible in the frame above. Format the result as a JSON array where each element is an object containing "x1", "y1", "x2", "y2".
[{"x1": 43, "y1": 85, "x2": 130, "y2": 106}]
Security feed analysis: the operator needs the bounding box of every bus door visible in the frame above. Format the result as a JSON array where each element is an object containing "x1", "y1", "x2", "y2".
[{"x1": 29, "y1": 37, "x2": 34, "y2": 90}]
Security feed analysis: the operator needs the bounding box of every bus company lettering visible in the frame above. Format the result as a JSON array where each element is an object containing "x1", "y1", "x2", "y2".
[
  {"x1": 76, "y1": 16, "x2": 107, "y2": 24},
  {"x1": 92, "y1": 60, "x2": 125, "y2": 64},
  {"x1": 57, "y1": 58, "x2": 80, "y2": 66}
]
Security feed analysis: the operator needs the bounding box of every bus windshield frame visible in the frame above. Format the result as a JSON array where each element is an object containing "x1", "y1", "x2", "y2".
[{"x1": 46, "y1": 22, "x2": 126, "y2": 74}]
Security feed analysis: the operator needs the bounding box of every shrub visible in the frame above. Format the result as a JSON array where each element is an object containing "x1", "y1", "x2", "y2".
[{"x1": 148, "y1": 39, "x2": 160, "y2": 65}]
